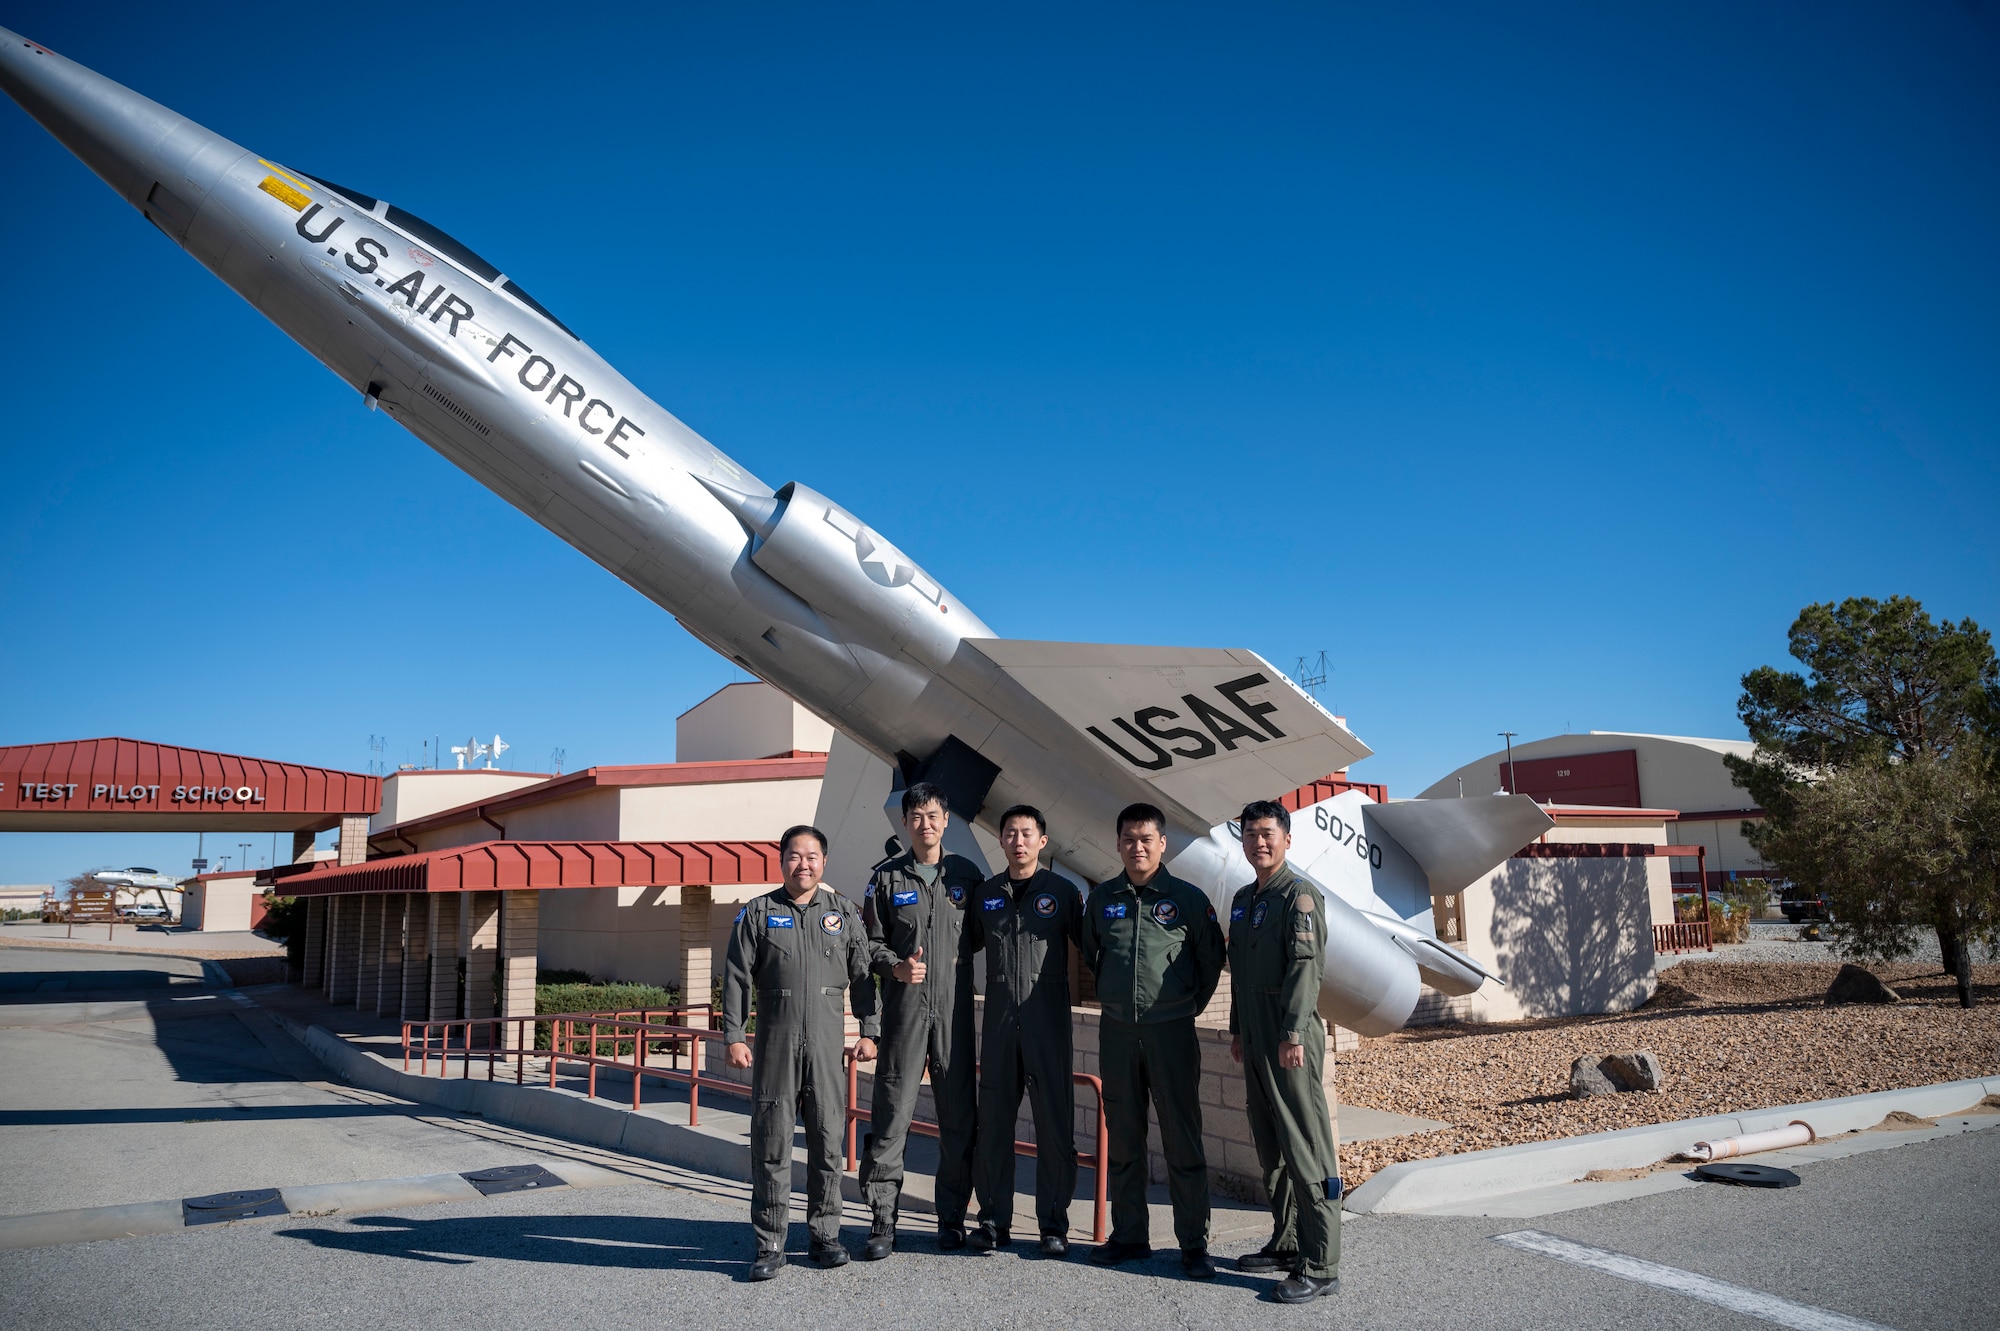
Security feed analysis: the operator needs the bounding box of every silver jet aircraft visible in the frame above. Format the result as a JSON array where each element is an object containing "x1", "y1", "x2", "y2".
[{"x1": 0, "y1": 29, "x2": 1551, "y2": 1034}]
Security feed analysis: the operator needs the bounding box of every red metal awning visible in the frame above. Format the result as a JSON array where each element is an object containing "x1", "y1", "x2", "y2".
[
  {"x1": 0, "y1": 737, "x2": 379, "y2": 832},
  {"x1": 261, "y1": 839, "x2": 784, "y2": 896}
]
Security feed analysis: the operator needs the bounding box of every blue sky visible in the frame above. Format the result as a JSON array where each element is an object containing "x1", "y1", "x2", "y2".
[{"x1": 3, "y1": 2, "x2": 1996, "y2": 885}]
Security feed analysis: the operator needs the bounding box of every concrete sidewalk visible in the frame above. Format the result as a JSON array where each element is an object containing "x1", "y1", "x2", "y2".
[
  {"x1": 252, "y1": 982, "x2": 1279, "y2": 1247},
  {"x1": 0, "y1": 922, "x2": 284, "y2": 955}
]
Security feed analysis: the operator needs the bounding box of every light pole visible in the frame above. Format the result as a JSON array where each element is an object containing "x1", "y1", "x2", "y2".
[
  {"x1": 1499, "y1": 732, "x2": 1519, "y2": 795},
  {"x1": 239, "y1": 842, "x2": 254, "y2": 874}
]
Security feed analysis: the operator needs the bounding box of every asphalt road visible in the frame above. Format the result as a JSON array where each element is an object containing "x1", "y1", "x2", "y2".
[{"x1": 2, "y1": 948, "x2": 1995, "y2": 1330}]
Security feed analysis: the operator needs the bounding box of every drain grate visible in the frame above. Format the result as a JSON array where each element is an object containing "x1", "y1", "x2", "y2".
[
  {"x1": 182, "y1": 1188, "x2": 289, "y2": 1226},
  {"x1": 461, "y1": 1164, "x2": 566, "y2": 1196}
]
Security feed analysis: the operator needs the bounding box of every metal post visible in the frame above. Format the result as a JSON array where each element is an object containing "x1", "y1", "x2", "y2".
[{"x1": 1499, "y1": 731, "x2": 1519, "y2": 795}]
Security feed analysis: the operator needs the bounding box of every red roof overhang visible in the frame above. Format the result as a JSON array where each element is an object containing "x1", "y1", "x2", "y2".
[
  {"x1": 261, "y1": 839, "x2": 784, "y2": 896},
  {"x1": 0, "y1": 737, "x2": 379, "y2": 832}
]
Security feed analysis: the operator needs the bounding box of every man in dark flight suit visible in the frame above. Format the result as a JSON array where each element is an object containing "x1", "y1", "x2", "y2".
[
  {"x1": 1227, "y1": 799, "x2": 1342, "y2": 1303},
  {"x1": 722, "y1": 825, "x2": 883, "y2": 1281},
  {"x1": 857, "y1": 782, "x2": 986, "y2": 1257},
  {"x1": 1080, "y1": 801, "x2": 1227, "y2": 1279},
  {"x1": 963, "y1": 804, "x2": 1084, "y2": 1256}
]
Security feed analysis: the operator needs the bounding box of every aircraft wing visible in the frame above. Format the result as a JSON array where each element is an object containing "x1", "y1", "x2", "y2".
[{"x1": 964, "y1": 640, "x2": 1371, "y2": 828}]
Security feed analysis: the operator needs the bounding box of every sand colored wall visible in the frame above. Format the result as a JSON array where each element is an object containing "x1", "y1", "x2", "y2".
[
  {"x1": 676, "y1": 682, "x2": 835, "y2": 762},
  {"x1": 372, "y1": 770, "x2": 549, "y2": 833},
  {"x1": 537, "y1": 881, "x2": 772, "y2": 989}
]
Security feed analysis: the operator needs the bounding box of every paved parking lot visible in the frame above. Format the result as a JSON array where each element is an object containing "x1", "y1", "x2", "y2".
[{"x1": 2, "y1": 947, "x2": 1995, "y2": 1330}]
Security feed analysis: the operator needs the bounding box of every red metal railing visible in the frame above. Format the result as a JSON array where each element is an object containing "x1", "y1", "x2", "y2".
[
  {"x1": 841, "y1": 1052, "x2": 1110, "y2": 1242},
  {"x1": 400, "y1": 1008, "x2": 1110, "y2": 1241},
  {"x1": 1653, "y1": 920, "x2": 1713, "y2": 954}
]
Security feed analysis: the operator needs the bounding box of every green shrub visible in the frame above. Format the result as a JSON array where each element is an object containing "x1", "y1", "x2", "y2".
[{"x1": 534, "y1": 981, "x2": 684, "y2": 1054}]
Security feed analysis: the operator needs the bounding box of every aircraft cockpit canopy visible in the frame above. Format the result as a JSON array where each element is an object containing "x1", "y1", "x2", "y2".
[{"x1": 301, "y1": 173, "x2": 578, "y2": 339}]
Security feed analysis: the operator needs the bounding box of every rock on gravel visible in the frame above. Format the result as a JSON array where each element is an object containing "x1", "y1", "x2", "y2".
[
  {"x1": 1826, "y1": 963, "x2": 1901, "y2": 1005},
  {"x1": 1569, "y1": 1050, "x2": 1663, "y2": 1097},
  {"x1": 1333, "y1": 962, "x2": 1999, "y2": 1189}
]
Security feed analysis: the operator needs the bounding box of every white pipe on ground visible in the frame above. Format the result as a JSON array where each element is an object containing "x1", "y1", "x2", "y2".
[{"x1": 1687, "y1": 1120, "x2": 1816, "y2": 1162}]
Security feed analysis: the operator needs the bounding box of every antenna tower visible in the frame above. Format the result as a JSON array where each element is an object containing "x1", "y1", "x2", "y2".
[{"x1": 1294, "y1": 651, "x2": 1330, "y2": 702}]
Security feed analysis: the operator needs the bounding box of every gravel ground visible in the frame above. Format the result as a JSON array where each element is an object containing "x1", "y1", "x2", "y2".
[{"x1": 1335, "y1": 961, "x2": 2000, "y2": 1188}]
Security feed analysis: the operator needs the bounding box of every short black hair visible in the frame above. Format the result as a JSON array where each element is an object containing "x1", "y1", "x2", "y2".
[
  {"x1": 999, "y1": 804, "x2": 1047, "y2": 835},
  {"x1": 901, "y1": 782, "x2": 948, "y2": 818},
  {"x1": 1116, "y1": 802, "x2": 1167, "y2": 837},
  {"x1": 1238, "y1": 800, "x2": 1291, "y2": 834},
  {"x1": 780, "y1": 824, "x2": 828, "y2": 856}
]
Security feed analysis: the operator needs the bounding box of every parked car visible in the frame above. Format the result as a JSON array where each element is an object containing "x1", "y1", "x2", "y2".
[
  {"x1": 120, "y1": 903, "x2": 171, "y2": 921},
  {"x1": 1780, "y1": 883, "x2": 1830, "y2": 923}
]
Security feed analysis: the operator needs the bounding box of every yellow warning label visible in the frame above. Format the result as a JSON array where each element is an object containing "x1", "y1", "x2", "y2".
[{"x1": 258, "y1": 175, "x2": 310, "y2": 210}]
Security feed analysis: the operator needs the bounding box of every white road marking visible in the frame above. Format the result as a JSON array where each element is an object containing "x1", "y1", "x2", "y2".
[{"x1": 1491, "y1": 1230, "x2": 1900, "y2": 1331}]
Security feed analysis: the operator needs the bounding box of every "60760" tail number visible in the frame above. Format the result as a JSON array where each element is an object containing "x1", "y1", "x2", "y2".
[{"x1": 1314, "y1": 805, "x2": 1384, "y2": 869}]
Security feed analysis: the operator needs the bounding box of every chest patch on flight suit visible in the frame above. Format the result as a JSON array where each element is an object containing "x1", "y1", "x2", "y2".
[
  {"x1": 1151, "y1": 899, "x2": 1179, "y2": 926},
  {"x1": 819, "y1": 911, "x2": 844, "y2": 935},
  {"x1": 1231, "y1": 905, "x2": 1246, "y2": 921},
  {"x1": 1103, "y1": 902, "x2": 1128, "y2": 919},
  {"x1": 1034, "y1": 893, "x2": 1058, "y2": 918},
  {"x1": 768, "y1": 914, "x2": 795, "y2": 928},
  {"x1": 947, "y1": 884, "x2": 966, "y2": 903},
  {"x1": 982, "y1": 896, "x2": 1007, "y2": 912},
  {"x1": 891, "y1": 889, "x2": 920, "y2": 906},
  {"x1": 1251, "y1": 901, "x2": 1269, "y2": 928}
]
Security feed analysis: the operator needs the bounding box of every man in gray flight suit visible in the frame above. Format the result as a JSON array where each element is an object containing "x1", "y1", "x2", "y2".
[
  {"x1": 857, "y1": 782, "x2": 986, "y2": 1257},
  {"x1": 964, "y1": 804, "x2": 1084, "y2": 1256},
  {"x1": 1081, "y1": 801, "x2": 1227, "y2": 1279},
  {"x1": 722, "y1": 824, "x2": 884, "y2": 1281},
  {"x1": 1227, "y1": 799, "x2": 1341, "y2": 1303}
]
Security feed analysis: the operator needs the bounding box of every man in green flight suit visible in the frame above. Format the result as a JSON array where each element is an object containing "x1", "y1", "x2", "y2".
[
  {"x1": 1226, "y1": 799, "x2": 1342, "y2": 1303},
  {"x1": 722, "y1": 824, "x2": 883, "y2": 1281},
  {"x1": 857, "y1": 782, "x2": 987, "y2": 1256},
  {"x1": 1080, "y1": 801, "x2": 1227, "y2": 1279}
]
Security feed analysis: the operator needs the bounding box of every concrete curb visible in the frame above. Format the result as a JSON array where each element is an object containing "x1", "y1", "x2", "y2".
[
  {"x1": 0, "y1": 1161, "x2": 626, "y2": 1252},
  {"x1": 1343, "y1": 1076, "x2": 2000, "y2": 1215}
]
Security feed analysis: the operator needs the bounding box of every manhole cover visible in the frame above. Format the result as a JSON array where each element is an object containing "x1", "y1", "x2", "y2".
[
  {"x1": 182, "y1": 1188, "x2": 289, "y2": 1225},
  {"x1": 1694, "y1": 1162, "x2": 1801, "y2": 1188},
  {"x1": 461, "y1": 1164, "x2": 566, "y2": 1196}
]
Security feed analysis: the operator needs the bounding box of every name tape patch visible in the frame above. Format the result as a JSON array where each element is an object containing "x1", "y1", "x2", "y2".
[
  {"x1": 891, "y1": 889, "x2": 920, "y2": 906},
  {"x1": 982, "y1": 896, "x2": 1007, "y2": 912},
  {"x1": 1102, "y1": 902, "x2": 1128, "y2": 919},
  {"x1": 767, "y1": 914, "x2": 795, "y2": 929}
]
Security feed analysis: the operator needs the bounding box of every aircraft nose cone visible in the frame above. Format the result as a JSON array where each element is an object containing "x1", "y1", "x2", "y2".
[{"x1": 0, "y1": 27, "x2": 242, "y2": 216}]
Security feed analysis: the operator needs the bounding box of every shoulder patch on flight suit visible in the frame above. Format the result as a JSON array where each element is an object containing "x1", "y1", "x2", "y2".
[
  {"x1": 947, "y1": 883, "x2": 966, "y2": 903},
  {"x1": 1103, "y1": 902, "x2": 1128, "y2": 919},
  {"x1": 768, "y1": 914, "x2": 795, "y2": 928},
  {"x1": 819, "y1": 910, "x2": 843, "y2": 934},
  {"x1": 1251, "y1": 901, "x2": 1269, "y2": 928},
  {"x1": 1033, "y1": 892, "x2": 1058, "y2": 917},
  {"x1": 891, "y1": 889, "x2": 920, "y2": 906},
  {"x1": 1151, "y1": 899, "x2": 1179, "y2": 926},
  {"x1": 1295, "y1": 893, "x2": 1315, "y2": 913}
]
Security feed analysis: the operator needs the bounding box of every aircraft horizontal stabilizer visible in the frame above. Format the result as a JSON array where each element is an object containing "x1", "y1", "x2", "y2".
[
  {"x1": 1363, "y1": 795, "x2": 1554, "y2": 897},
  {"x1": 965, "y1": 640, "x2": 1371, "y2": 827}
]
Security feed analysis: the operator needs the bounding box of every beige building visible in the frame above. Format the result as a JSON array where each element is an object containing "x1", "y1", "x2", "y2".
[
  {"x1": 1420, "y1": 731, "x2": 1771, "y2": 886},
  {"x1": 359, "y1": 683, "x2": 829, "y2": 989},
  {"x1": 1416, "y1": 803, "x2": 1681, "y2": 1025}
]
